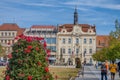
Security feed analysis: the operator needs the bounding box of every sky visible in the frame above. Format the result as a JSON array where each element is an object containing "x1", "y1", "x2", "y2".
[{"x1": 0, "y1": 0, "x2": 120, "y2": 35}]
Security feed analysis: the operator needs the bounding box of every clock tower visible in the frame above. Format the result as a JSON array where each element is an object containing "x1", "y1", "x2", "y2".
[{"x1": 74, "y1": 7, "x2": 78, "y2": 25}]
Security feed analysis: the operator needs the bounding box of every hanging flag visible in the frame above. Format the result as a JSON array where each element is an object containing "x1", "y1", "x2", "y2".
[{"x1": 72, "y1": 46, "x2": 75, "y2": 58}]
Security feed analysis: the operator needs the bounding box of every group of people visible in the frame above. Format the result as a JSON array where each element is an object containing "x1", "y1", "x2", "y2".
[{"x1": 100, "y1": 60, "x2": 120, "y2": 80}]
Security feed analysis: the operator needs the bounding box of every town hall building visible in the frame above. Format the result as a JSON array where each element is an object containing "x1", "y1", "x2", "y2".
[{"x1": 57, "y1": 8, "x2": 96, "y2": 65}]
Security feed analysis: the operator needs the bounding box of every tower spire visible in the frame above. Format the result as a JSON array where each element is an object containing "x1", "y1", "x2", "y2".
[{"x1": 74, "y1": 5, "x2": 78, "y2": 25}]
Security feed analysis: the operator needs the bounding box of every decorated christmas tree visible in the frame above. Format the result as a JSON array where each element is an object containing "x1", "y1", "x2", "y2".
[{"x1": 5, "y1": 34, "x2": 53, "y2": 80}]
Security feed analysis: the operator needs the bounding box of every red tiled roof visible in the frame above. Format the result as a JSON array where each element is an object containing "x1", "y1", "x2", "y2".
[
  {"x1": 0, "y1": 23, "x2": 25, "y2": 36},
  {"x1": 96, "y1": 35, "x2": 109, "y2": 48},
  {"x1": 31, "y1": 25, "x2": 56, "y2": 29},
  {"x1": 58, "y1": 24, "x2": 96, "y2": 32}
]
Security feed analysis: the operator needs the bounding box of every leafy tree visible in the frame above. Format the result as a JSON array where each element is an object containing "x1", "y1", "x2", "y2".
[
  {"x1": 108, "y1": 19, "x2": 120, "y2": 60},
  {"x1": 5, "y1": 35, "x2": 53, "y2": 80},
  {"x1": 92, "y1": 48, "x2": 108, "y2": 62},
  {"x1": 110, "y1": 19, "x2": 120, "y2": 39},
  {"x1": 92, "y1": 19, "x2": 120, "y2": 61}
]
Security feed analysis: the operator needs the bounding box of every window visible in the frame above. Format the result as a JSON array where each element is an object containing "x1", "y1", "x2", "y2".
[
  {"x1": 90, "y1": 58, "x2": 93, "y2": 64},
  {"x1": 5, "y1": 40, "x2": 7, "y2": 43},
  {"x1": 46, "y1": 38, "x2": 56, "y2": 44},
  {"x1": 89, "y1": 38, "x2": 92, "y2": 44},
  {"x1": 12, "y1": 32, "x2": 15, "y2": 36},
  {"x1": 89, "y1": 48, "x2": 92, "y2": 53},
  {"x1": 62, "y1": 38, "x2": 65, "y2": 44},
  {"x1": 68, "y1": 48, "x2": 71, "y2": 54},
  {"x1": 5, "y1": 32, "x2": 7, "y2": 36},
  {"x1": 62, "y1": 48, "x2": 65, "y2": 54},
  {"x1": 9, "y1": 33, "x2": 11, "y2": 36},
  {"x1": 76, "y1": 48, "x2": 79, "y2": 54},
  {"x1": 68, "y1": 38, "x2": 71, "y2": 44},
  {"x1": 51, "y1": 38, "x2": 56, "y2": 44},
  {"x1": 76, "y1": 38, "x2": 79, "y2": 44},
  {"x1": 12, "y1": 40, "x2": 14, "y2": 44},
  {"x1": 1, "y1": 32, "x2": 3, "y2": 36},
  {"x1": 1, "y1": 40, "x2": 3, "y2": 43},
  {"x1": 84, "y1": 38, "x2": 87, "y2": 44},
  {"x1": 47, "y1": 46, "x2": 56, "y2": 52}
]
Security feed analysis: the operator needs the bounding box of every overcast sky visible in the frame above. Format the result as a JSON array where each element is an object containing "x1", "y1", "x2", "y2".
[{"x1": 0, "y1": 0, "x2": 120, "y2": 35}]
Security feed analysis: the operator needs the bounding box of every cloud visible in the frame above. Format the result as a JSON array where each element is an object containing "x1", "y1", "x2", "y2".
[
  {"x1": 64, "y1": 0, "x2": 120, "y2": 10},
  {"x1": 24, "y1": 3, "x2": 55, "y2": 7}
]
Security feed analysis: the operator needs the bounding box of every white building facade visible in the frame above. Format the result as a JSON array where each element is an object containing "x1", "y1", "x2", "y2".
[
  {"x1": 0, "y1": 23, "x2": 25, "y2": 61},
  {"x1": 56, "y1": 8, "x2": 96, "y2": 65}
]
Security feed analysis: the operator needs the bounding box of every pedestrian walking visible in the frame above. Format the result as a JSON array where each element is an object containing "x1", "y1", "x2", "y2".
[
  {"x1": 105, "y1": 60, "x2": 109, "y2": 77},
  {"x1": 105, "y1": 60, "x2": 109, "y2": 71},
  {"x1": 109, "y1": 61, "x2": 117, "y2": 80},
  {"x1": 101, "y1": 62, "x2": 107, "y2": 80},
  {"x1": 118, "y1": 61, "x2": 120, "y2": 77}
]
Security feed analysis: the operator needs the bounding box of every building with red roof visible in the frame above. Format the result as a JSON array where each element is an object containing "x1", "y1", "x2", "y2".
[
  {"x1": 56, "y1": 8, "x2": 96, "y2": 65},
  {"x1": 0, "y1": 23, "x2": 25, "y2": 61}
]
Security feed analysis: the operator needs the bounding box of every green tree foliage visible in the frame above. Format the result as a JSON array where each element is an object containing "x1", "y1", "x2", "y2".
[
  {"x1": 92, "y1": 19, "x2": 120, "y2": 61},
  {"x1": 5, "y1": 35, "x2": 53, "y2": 80},
  {"x1": 108, "y1": 19, "x2": 120, "y2": 60},
  {"x1": 92, "y1": 48, "x2": 108, "y2": 62},
  {"x1": 110, "y1": 19, "x2": 120, "y2": 39}
]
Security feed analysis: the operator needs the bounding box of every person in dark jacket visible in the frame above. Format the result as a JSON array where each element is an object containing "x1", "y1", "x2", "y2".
[
  {"x1": 118, "y1": 61, "x2": 120, "y2": 77},
  {"x1": 101, "y1": 62, "x2": 107, "y2": 80}
]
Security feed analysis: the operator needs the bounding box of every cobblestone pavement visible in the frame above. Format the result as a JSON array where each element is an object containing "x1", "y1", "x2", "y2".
[{"x1": 75, "y1": 66, "x2": 120, "y2": 80}]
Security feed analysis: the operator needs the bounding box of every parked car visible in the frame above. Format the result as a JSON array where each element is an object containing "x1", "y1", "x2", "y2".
[{"x1": 0, "y1": 60, "x2": 7, "y2": 66}]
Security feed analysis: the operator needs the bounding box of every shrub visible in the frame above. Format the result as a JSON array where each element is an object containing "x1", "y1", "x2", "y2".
[{"x1": 5, "y1": 34, "x2": 53, "y2": 80}]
